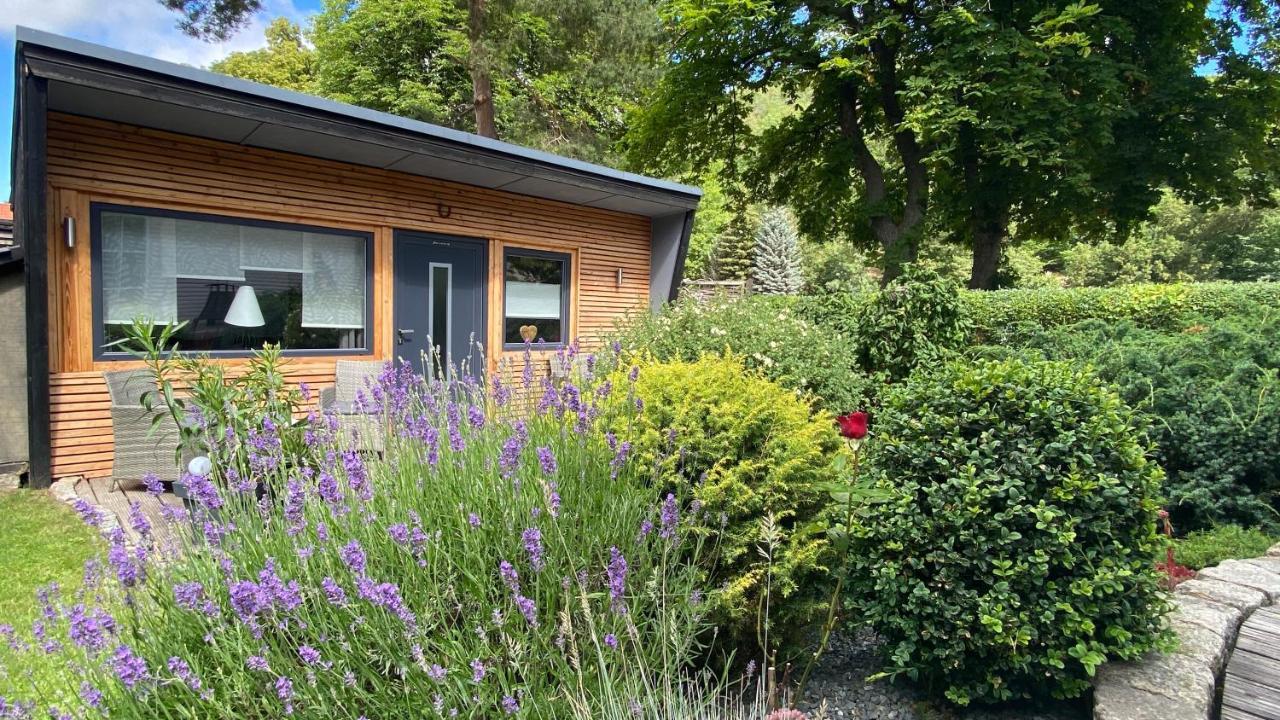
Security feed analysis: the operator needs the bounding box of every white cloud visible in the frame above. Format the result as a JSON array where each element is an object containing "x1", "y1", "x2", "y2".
[{"x1": 2, "y1": 0, "x2": 314, "y2": 69}]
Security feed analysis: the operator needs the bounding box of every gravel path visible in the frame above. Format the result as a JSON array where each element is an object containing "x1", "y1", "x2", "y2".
[{"x1": 796, "y1": 631, "x2": 1089, "y2": 720}]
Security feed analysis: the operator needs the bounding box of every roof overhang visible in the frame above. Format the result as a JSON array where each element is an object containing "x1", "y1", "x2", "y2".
[{"x1": 14, "y1": 27, "x2": 701, "y2": 219}]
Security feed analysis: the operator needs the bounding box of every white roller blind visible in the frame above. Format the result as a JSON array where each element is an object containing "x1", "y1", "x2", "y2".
[
  {"x1": 241, "y1": 226, "x2": 305, "y2": 272},
  {"x1": 101, "y1": 213, "x2": 178, "y2": 325},
  {"x1": 175, "y1": 219, "x2": 245, "y2": 281},
  {"x1": 505, "y1": 280, "x2": 562, "y2": 319},
  {"x1": 302, "y1": 232, "x2": 365, "y2": 329}
]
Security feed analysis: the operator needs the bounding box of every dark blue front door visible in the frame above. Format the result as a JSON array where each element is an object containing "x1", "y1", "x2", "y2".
[{"x1": 393, "y1": 232, "x2": 487, "y2": 377}]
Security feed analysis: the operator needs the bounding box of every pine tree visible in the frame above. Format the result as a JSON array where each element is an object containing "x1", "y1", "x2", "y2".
[
  {"x1": 714, "y1": 200, "x2": 758, "y2": 281},
  {"x1": 752, "y1": 207, "x2": 804, "y2": 294}
]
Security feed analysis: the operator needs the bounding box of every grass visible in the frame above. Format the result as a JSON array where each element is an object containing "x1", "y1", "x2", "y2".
[
  {"x1": 0, "y1": 489, "x2": 101, "y2": 699},
  {"x1": 1168, "y1": 524, "x2": 1280, "y2": 570}
]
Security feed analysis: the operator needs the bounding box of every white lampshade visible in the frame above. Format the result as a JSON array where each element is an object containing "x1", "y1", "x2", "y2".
[{"x1": 224, "y1": 285, "x2": 265, "y2": 327}]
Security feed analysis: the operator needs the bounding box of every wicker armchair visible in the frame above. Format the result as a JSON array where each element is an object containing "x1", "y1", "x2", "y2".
[
  {"x1": 319, "y1": 360, "x2": 387, "y2": 453},
  {"x1": 105, "y1": 369, "x2": 185, "y2": 487}
]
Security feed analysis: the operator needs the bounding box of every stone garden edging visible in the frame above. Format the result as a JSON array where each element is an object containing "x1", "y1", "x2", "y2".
[{"x1": 1092, "y1": 546, "x2": 1280, "y2": 720}]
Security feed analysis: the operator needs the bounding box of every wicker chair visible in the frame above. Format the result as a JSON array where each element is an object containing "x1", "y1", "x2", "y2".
[
  {"x1": 318, "y1": 360, "x2": 387, "y2": 453},
  {"x1": 105, "y1": 369, "x2": 185, "y2": 487}
]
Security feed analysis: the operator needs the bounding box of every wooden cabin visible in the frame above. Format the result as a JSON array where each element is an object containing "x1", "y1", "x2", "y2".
[{"x1": 9, "y1": 28, "x2": 699, "y2": 488}]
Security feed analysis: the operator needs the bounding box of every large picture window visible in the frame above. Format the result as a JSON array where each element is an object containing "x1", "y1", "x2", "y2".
[
  {"x1": 503, "y1": 248, "x2": 570, "y2": 347},
  {"x1": 93, "y1": 204, "x2": 372, "y2": 357}
]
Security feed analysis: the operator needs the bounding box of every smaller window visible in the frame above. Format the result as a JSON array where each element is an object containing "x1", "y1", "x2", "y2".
[{"x1": 503, "y1": 249, "x2": 569, "y2": 347}]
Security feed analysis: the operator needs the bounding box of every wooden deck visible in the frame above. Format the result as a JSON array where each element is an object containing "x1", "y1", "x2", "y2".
[
  {"x1": 73, "y1": 476, "x2": 185, "y2": 551},
  {"x1": 1223, "y1": 606, "x2": 1280, "y2": 720}
]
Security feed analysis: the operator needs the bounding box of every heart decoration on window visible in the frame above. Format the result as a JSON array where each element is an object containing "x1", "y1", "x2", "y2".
[{"x1": 519, "y1": 325, "x2": 538, "y2": 342}]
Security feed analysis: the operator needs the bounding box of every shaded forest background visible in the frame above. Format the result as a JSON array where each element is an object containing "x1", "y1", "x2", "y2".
[{"x1": 165, "y1": 0, "x2": 1280, "y2": 291}]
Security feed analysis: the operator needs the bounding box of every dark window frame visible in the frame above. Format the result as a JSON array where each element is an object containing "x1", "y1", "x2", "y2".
[
  {"x1": 90, "y1": 202, "x2": 375, "y2": 360},
  {"x1": 502, "y1": 246, "x2": 571, "y2": 350}
]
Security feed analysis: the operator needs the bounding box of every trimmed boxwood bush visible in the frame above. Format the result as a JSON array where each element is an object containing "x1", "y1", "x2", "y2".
[
  {"x1": 963, "y1": 281, "x2": 1280, "y2": 344},
  {"x1": 606, "y1": 355, "x2": 846, "y2": 655},
  {"x1": 847, "y1": 358, "x2": 1169, "y2": 705}
]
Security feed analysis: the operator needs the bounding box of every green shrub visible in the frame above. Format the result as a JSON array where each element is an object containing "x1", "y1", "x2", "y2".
[
  {"x1": 1169, "y1": 525, "x2": 1280, "y2": 570},
  {"x1": 853, "y1": 266, "x2": 971, "y2": 380},
  {"x1": 616, "y1": 294, "x2": 874, "y2": 413},
  {"x1": 606, "y1": 356, "x2": 846, "y2": 655},
  {"x1": 847, "y1": 358, "x2": 1169, "y2": 705},
  {"x1": 963, "y1": 281, "x2": 1280, "y2": 344},
  {"x1": 978, "y1": 313, "x2": 1280, "y2": 531}
]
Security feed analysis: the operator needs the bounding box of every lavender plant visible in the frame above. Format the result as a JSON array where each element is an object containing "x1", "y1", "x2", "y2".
[{"x1": 1, "y1": 344, "x2": 728, "y2": 718}]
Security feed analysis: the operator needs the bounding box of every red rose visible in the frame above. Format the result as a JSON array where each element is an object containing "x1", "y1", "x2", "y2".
[{"x1": 836, "y1": 411, "x2": 868, "y2": 440}]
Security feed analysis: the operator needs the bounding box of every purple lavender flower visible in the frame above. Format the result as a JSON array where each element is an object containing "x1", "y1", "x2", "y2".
[
  {"x1": 522, "y1": 527, "x2": 545, "y2": 572},
  {"x1": 514, "y1": 594, "x2": 537, "y2": 626},
  {"x1": 604, "y1": 633, "x2": 618, "y2": 649},
  {"x1": 321, "y1": 577, "x2": 347, "y2": 606},
  {"x1": 71, "y1": 498, "x2": 102, "y2": 527},
  {"x1": 317, "y1": 472, "x2": 342, "y2": 507},
  {"x1": 284, "y1": 479, "x2": 306, "y2": 535},
  {"x1": 128, "y1": 502, "x2": 152, "y2": 538},
  {"x1": 112, "y1": 644, "x2": 149, "y2": 690},
  {"x1": 499, "y1": 561, "x2": 520, "y2": 593},
  {"x1": 471, "y1": 658, "x2": 486, "y2": 683},
  {"x1": 343, "y1": 451, "x2": 372, "y2": 503},
  {"x1": 340, "y1": 540, "x2": 367, "y2": 576},
  {"x1": 548, "y1": 483, "x2": 562, "y2": 518},
  {"x1": 426, "y1": 664, "x2": 447, "y2": 682},
  {"x1": 468, "y1": 512, "x2": 481, "y2": 529},
  {"x1": 637, "y1": 519, "x2": 653, "y2": 542},
  {"x1": 610, "y1": 441, "x2": 632, "y2": 480},
  {"x1": 79, "y1": 682, "x2": 103, "y2": 710},
  {"x1": 275, "y1": 675, "x2": 295, "y2": 715},
  {"x1": 247, "y1": 655, "x2": 270, "y2": 672},
  {"x1": 536, "y1": 446, "x2": 557, "y2": 475},
  {"x1": 298, "y1": 646, "x2": 322, "y2": 666},
  {"x1": 142, "y1": 473, "x2": 164, "y2": 496},
  {"x1": 499, "y1": 422, "x2": 528, "y2": 477},
  {"x1": 67, "y1": 604, "x2": 115, "y2": 654},
  {"x1": 355, "y1": 577, "x2": 415, "y2": 627},
  {"x1": 48, "y1": 707, "x2": 71, "y2": 720},
  {"x1": 229, "y1": 580, "x2": 266, "y2": 621},
  {"x1": 106, "y1": 531, "x2": 144, "y2": 588},
  {"x1": 502, "y1": 696, "x2": 519, "y2": 714},
  {"x1": 387, "y1": 523, "x2": 410, "y2": 546},
  {"x1": 659, "y1": 493, "x2": 679, "y2": 540},
  {"x1": 607, "y1": 546, "x2": 628, "y2": 615},
  {"x1": 185, "y1": 473, "x2": 224, "y2": 510},
  {"x1": 168, "y1": 656, "x2": 203, "y2": 691}
]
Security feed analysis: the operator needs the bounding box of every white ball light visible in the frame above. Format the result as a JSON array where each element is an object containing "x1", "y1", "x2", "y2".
[{"x1": 187, "y1": 456, "x2": 213, "y2": 478}]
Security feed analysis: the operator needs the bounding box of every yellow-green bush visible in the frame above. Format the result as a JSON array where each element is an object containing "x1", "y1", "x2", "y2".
[{"x1": 605, "y1": 356, "x2": 846, "y2": 655}]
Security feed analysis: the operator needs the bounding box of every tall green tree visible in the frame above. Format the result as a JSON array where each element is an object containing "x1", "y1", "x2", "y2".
[
  {"x1": 210, "y1": 18, "x2": 317, "y2": 93},
  {"x1": 178, "y1": 0, "x2": 664, "y2": 164},
  {"x1": 753, "y1": 206, "x2": 804, "y2": 293},
  {"x1": 626, "y1": 0, "x2": 1280, "y2": 287}
]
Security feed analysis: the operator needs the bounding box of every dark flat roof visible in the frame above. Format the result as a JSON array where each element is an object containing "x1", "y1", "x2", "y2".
[{"x1": 14, "y1": 27, "x2": 700, "y2": 218}]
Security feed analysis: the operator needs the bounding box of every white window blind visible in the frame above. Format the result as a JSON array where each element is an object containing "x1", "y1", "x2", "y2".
[
  {"x1": 505, "y1": 280, "x2": 562, "y2": 319},
  {"x1": 302, "y1": 232, "x2": 366, "y2": 329},
  {"x1": 241, "y1": 226, "x2": 305, "y2": 272},
  {"x1": 101, "y1": 214, "x2": 178, "y2": 325},
  {"x1": 175, "y1": 219, "x2": 245, "y2": 281}
]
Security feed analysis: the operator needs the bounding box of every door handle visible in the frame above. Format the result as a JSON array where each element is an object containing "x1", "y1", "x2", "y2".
[{"x1": 397, "y1": 328, "x2": 415, "y2": 345}]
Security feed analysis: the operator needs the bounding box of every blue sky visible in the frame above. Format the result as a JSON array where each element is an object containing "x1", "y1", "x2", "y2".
[{"x1": 0, "y1": 0, "x2": 324, "y2": 199}]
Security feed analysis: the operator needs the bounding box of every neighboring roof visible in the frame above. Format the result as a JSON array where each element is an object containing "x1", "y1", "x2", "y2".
[
  {"x1": 0, "y1": 203, "x2": 12, "y2": 249},
  {"x1": 14, "y1": 27, "x2": 701, "y2": 218}
]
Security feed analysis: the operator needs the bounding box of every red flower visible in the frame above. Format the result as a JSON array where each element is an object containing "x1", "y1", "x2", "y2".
[{"x1": 836, "y1": 411, "x2": 868, "y2": 440}]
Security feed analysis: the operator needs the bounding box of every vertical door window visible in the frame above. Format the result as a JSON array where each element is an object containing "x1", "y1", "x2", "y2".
[{"x1": 429, "y1": 263, "x2": 451, "y2": 368}]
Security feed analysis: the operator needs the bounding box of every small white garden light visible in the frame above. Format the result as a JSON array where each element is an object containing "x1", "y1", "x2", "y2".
[{"x1": 187, "y1": 456, "x2": 213, "y2": 478}]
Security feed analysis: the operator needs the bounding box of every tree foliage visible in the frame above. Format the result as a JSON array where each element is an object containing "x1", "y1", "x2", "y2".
[
  {"x1": 210, "y1": 19, "x2": 316, "y2": 93},
  {"x1": 625, "y1": 0, "x2": 1280, "y2": 288},
  {"x1": 161, "y1": 0, "x2": 262, "y2": 40}
]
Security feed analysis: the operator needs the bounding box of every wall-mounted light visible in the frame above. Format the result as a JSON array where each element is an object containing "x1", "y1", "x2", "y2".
[
  {"x1": 616, "y1": 268, "x2": 624, "y2": 287},
  {"x1": 63, "y1": 216, "x2": 76, "y2": 249}
]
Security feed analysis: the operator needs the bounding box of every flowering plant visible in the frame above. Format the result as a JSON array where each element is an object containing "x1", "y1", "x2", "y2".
[{"x1": 2, "y1": 343, "x2": 724, "y2": 718}]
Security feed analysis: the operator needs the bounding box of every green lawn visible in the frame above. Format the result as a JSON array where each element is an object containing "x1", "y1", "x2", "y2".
[{"x1": 0, "y1": 489, "x2": 102, "y2": 701}]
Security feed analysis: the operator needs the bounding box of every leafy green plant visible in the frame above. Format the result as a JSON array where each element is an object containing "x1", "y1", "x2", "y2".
[
  {"x1": 1169, "y1": 525, "x2": 1280, "y2": 570},
  {"x1": 615, "y1": 294, "x2": 874, "y2": 412},
  {"x1": 604, "y1": 356, "x2": 847, "y2": 657},
  {"x1": 110, "y1": 318, "x2": 311, "y2": 481},
  {"x1": 847, "y1": 358, "x2": 1169, "y2": 705},
  {"x1": 851, "y1": 265, "x2": 972, "y2": 380},
  {"x1": 978, "y1": 312, "x2": 1280, "y2": 531},
  {"x1": 962, "y1": 281, "x2": 1280, "y2": 344}
]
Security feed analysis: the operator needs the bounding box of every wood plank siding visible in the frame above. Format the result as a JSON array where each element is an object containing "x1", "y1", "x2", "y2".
[{"x1": 44, "y1": 113, "x2": 652, "y2": 479}]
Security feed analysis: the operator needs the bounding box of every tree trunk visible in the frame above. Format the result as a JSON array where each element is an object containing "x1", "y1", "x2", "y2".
[
  {"x1": 468, "y1": 0, "x2": 498, "y2": 139},
  {"x1": 968, "y1": 225, "x2": 1005, "y2": 290}
]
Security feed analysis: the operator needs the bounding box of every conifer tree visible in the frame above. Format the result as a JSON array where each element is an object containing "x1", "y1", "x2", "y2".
[{"x1": 752, "y1": 207, "x2": 804, "y2": 294}]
